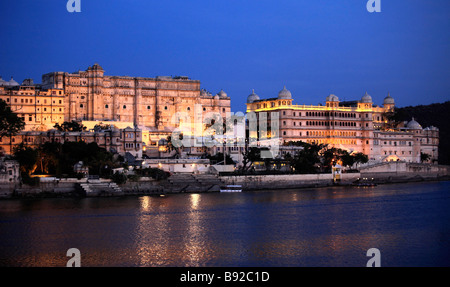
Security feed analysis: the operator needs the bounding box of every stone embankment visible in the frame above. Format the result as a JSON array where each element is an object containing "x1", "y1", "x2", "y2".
[
  {"x1": 0, "y1": 174, "x2": 225, "y2": 199},
  {"x1": 1, "y1": 162, "x2": 449, "y2": 199}
]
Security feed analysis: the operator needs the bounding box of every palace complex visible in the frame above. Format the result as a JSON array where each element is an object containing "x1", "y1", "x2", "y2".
[
  {"x1": 246, "y1": 87, "x2": 439, "y2": 164},
  {"x1": 0, "y1": 65, "x2": 440, "y2": 165}
]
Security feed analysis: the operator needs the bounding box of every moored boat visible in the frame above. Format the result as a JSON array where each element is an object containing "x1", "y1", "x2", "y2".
[{"x1": 220, "y1": 185, "x2": 242, "y2": 192}]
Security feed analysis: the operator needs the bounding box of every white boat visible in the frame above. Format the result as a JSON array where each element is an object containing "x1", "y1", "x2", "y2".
[{"x1": 220, "y1": 185, "x2": 242, "y2": 193}]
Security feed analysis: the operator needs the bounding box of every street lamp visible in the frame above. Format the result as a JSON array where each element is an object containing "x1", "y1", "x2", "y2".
[{"x1": 158, "y1": 138, "x2": 168, "y2": 158}]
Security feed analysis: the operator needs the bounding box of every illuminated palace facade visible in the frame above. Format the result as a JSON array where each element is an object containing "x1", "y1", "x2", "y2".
[
  {"x1": 40, "y1": 63, "x2": 231, "y2": 133},
  {"x1": 246, "y1": 87, "x2": 439, "y2": 164},
  {"x1": 0, "y1": 64, "x2": 231, "y2": 156}
]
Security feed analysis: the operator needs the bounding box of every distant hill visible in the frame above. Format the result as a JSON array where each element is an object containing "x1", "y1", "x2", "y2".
[{"x1": 394, "y1": 101, "x2": 450, "y2": 165}]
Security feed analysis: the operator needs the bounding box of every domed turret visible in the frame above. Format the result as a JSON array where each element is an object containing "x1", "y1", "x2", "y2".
[
  {"x1": 361, "y1": 92, "x2": 373, "y2": 103},
  {"x1": 278, "y1": 86, "x2": 292, "y2": 100},
  {"x1": 407, "y1": 117, "x2": 422, "y2": 130},
  {"x1": 247, "y1": 89, "x2": 260, "y2": 103},
  {"x1": 0, "y1": 77, "x2": 7, "y2": 86},
  {"x1": 217, "y1": 89, "x2": 227, "y2": 98},
  {"x1": 383, "y1": 93, "x2": 395, "y2": 106},
  {"x1": 326, "y1": 94, "x2": 339, "y2": 102}
]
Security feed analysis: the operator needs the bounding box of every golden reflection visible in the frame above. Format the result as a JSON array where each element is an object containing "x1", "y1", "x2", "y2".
[
  {"x1": 186, "y1": 193, "x2": 204, "y2": 266},
  {"x1": 135, "y1": 196, "x2": 170, "y2": 266},
  {"x1": 139, "y1": 196, "x2": 151, "y2": 212},
  {"x1": 190, "y1": 193, "x2": 201, "y2": 210}
]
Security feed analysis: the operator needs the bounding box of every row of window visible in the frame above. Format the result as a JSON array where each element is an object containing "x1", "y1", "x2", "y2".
[
  {"x1": 374, "y1": 140, "x2": 412, "y2": 146},
  {"x1": 256, "y1": 101, "x2": 291, "y2": 109},
  {"x1": 125, "y1": 143, "x2": 140, "y2": 149},
  {"x1": 280, "y1": 130, "x2": 358, "y2": 138},
  {"x1": 304, "y1": 139, "x2": 358, "y2": 145},
  {"x1": 3, "y1": 98, "x2": 63, "y2": 105},
  {"x1": 281, "y1": 120, "x2": 363, "y2": 128},
  {"x1": 384, "y1": 150, "x2": 413, "y2": 155},
  {"x1": 278, "y1": 111, "x2": 374, "y2": 120},
  {"x1": 94, "y1": 104, "x2": 227, "y2": 113},
  {"x1": 305, "y1": 111, "x2": 358, "y2": 118}
]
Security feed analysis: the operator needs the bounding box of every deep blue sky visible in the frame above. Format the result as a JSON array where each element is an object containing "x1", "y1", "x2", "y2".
[{"x1": 1, "y1": 0, "x2": 449, "y2": 112}]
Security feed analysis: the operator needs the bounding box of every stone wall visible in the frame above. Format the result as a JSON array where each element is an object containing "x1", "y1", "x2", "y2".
[
  {"x1": 220, "y1": 173, "x2": 360, "y2": 190},
  {"x1": 359, "y1": 162, "x2": 450, "y2": 182}
]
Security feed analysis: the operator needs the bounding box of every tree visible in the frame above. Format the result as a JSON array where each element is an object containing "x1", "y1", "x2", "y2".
[
  {"x1": 54, "y1": 121, "x2": 86, "y2": 132},
  {"x1": 352, "y1": 152, "x2": 369, "y2": 165},
  {"x1": 13, "y1": 143, "x2": 39, "y2": 184},
  {"x1": 290, "y1": 142, "x2": 323, "y2": 174},
  {"x1": 241, "y1": 147, "x2": 264, "y2": 172},
  {"x1": 420, "y1": 152, "x2": 431, "y2": 163},
  {"x1": 0, "y1": 99, "x2": 25, "y2": 139},
  {"x1": 207, "y1": 152, "x2": 234, "y2": 165}
]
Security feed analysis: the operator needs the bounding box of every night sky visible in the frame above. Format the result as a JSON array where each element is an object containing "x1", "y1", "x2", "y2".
[{"x1": 1, "y1": 0, "x2": 449, "y2": 112}]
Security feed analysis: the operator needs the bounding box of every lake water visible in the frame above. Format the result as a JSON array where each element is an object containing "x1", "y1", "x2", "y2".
[{"x1": 0, "y1": 181, "x2": 449, "y2": 267}]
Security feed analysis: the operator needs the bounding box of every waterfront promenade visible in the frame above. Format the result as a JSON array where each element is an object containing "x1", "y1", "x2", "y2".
[{"x1": 1, "y1": 162, "x2": 449, "y2": 199}]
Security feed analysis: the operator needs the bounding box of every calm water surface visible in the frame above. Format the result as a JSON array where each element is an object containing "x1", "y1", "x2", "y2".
[{"x1": 0, "y1": 181, "x2": 449, "y2": 267}]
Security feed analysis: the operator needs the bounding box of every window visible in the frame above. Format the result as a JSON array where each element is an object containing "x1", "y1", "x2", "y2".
[
  {"x1": 147, "y1": 106, "x2": 151, "y2": 110},
  {"x1": 123, "y1": 105, "x2": 126, "y2": 109},
  {"x1": 164, "y1": 106, "x2": 168, "y2": 110},
  {"x1": 105, "y1": 104, "x2": 109, "y2": 108},
  {"x1": 80, "y1": 104, "x2": 83, "y2": 108}
]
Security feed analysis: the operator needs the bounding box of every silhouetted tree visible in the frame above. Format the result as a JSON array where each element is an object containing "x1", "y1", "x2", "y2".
[{"x1": 0, "y1": 99, "x2": 25, "y2": 139}]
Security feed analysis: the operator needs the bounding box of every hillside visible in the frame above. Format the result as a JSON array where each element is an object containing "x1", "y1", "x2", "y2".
[{"x1": 394, "y1": 101, "x2": 450, "y2": 165}]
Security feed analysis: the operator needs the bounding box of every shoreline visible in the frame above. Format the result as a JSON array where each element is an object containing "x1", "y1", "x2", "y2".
[{"x1": 1, "y1": 174, "x2": 449, "y2": 201}]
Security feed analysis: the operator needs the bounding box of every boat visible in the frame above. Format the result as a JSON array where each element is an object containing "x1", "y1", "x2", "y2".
[
  {"x1": 220, "y1": 185, "x2": 243, "y2": 193},
  {"x1": 352, "y1": 178, "x2": 377, "y2": 187}
]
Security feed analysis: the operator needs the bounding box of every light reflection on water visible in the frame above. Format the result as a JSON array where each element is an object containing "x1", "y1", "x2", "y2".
[{"x1": 0, "y1": 181, "x2": 449, "y2": 267}]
